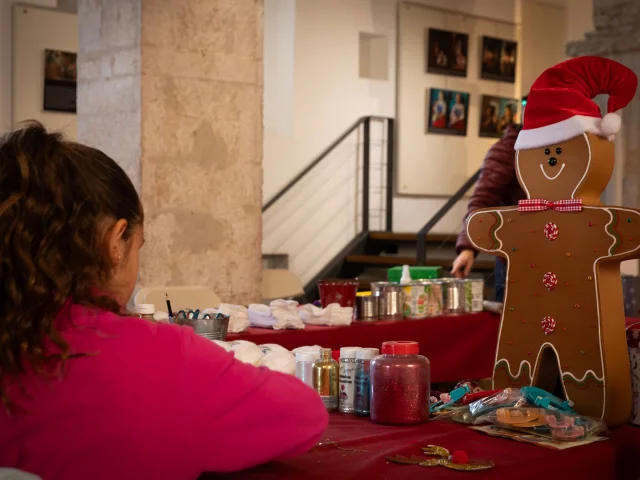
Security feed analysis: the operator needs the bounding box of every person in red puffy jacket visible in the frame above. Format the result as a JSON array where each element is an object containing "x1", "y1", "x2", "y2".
[{"x1": 451, "y1": 96, "x2": 528, "y2": 302}]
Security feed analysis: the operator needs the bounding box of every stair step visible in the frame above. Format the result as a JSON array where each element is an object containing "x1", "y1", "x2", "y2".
[
  {"x1": 369, "y1": 232, "x2": 457, "y2": 243},
  {"x1": 345, "y1": 254, "x2": 495, "y2": 271}
]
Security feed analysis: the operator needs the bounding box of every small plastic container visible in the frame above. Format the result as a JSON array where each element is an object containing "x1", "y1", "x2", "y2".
[
  {"x1": 370, "y1": 341, "x2": 430, "y2": 425},
  {"x1": 354, "y1": 348, "x2": 379, "y2": 417},
  {"x1": 138, "y1": 304, "x2": 156, "y2": 322},
  {"x1": 295, "y1": 351, "x2": 319, "y2": 388}
]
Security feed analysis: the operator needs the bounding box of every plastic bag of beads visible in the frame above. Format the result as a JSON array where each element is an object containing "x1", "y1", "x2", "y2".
[
  {"x1": 468, "y1": 388, "x2": 526, "y2": 419},
  {"x1": 476, "y1": 407, "x2": 608, "y2": 441}
]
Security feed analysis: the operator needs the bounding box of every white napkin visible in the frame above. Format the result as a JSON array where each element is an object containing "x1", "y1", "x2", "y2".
[
  {"x1": 228, "y1": 340, "x2": 265, "y2": 365},
  {"x1": 248, "y1": 303, "x2": 277, "y2": 328},
  {"x1": 248, "y1": 301, "x2": 305, "y2": 330},
  {"x1": 270, "y1": 299, "x2": 305, "y2": 330},
  {"x1": 259, "y1": 351, "x2": 296, "y2": 375},
  {"x1": 298, "y1": 302, "x2": 353, "y2": 326},
  {"x1": 292, "y1": 345, "x2": 323, "y2": 354},
  {"x1": 217, "y1": 304, "x2": 250, "y2": 333}
]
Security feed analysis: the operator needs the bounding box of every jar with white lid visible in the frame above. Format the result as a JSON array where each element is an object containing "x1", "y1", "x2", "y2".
[
  {"x1": 339, "y1": 347, "x2": 360, "y2": 413},
  {"x1": 295, "y1": 351, "x2": 319, "y2": 388},
  {"x1": 138, "y1": 304, "x2": 156, "y2": 322}
]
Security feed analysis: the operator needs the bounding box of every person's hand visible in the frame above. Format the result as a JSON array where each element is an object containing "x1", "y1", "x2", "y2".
[{"x1": 451, "y1": 249, "x2": 475, "y2": 278}]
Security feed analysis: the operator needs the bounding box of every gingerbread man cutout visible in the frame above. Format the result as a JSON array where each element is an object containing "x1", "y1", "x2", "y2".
[{"x1": 467, "y1": 57, "x2": 638, "y2": 426}]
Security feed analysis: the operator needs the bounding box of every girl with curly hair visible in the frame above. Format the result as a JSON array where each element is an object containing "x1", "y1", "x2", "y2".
[{"x1": 0, "y1": 122, "x2": 328, "y2": 480}]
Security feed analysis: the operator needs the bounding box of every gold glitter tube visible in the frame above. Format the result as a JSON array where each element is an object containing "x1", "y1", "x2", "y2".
[{"x1": 313, "y1": 348, "x2": 339, "y2": 411}]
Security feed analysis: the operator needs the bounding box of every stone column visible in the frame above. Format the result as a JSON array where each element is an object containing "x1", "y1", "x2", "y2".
[
  {"x1": 566, "y1": 0, "x2": 640, "y2": 274},
  {"x1": 566, "y1": 0, "x2": 640, "y2": 209},
  {"x1": 77, "y1": 0, "x2": 264, "y2": 305}
]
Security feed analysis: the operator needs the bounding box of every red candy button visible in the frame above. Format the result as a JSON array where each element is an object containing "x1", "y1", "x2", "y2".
[
  {"x1": 543, "y1": 272, "x2": 558, "y2": 290},
  {"x1": 544, "y1": 222, "x2": 558, "y2": 241}
]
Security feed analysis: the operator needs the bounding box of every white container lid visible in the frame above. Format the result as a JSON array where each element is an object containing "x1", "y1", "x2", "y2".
[
  {"x1": 138, "y1": 304, "x2": 155, "y2": 315},
  {"x1": 340, "y1": 347, "x2": 360, "y2": 358},
  {"x1": 295, "y1": 351, "x2": 320, "y2": 362},
  {"x1": 356, "y1": 348, "x2": 380, "y2": 360}
]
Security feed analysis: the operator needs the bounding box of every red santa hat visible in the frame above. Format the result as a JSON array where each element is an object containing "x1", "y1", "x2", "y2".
[{"x1": 515, "y1": 56, "x2": 637, "y2": 151}]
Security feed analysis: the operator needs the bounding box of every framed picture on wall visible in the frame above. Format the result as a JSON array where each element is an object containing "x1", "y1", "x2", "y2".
[
  {"x1": 43, "y1": 49, "x2": 77, "y2": 113},
  {"x1": 480, "y1": 36, "x2": 517, "y2": 83},
  {"x1": 427, "y1": 88, "x2": 470, "y2": 136},
  {"x1": 479, "y1": 95, "x2": 519, "y2": 138},
  {"x1": 426, "y1": 28, "x2": 468, "y2": 77}
]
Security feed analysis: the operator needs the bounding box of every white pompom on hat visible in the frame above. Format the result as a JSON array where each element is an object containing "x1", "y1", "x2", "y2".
[{"x1": 515, "y1": 56, "x2": 637, "y2": 151}]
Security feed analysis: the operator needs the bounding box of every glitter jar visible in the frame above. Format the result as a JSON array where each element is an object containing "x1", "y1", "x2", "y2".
[
  {"x1": 354, "y1": 348, "x2": 379, "y2": 417},
  {"x1": 338, "y1": 347, "x2": 360, "y2": 414},
  {"x1": 370, "y1": 341, "x2": 430, "y2": 425}
]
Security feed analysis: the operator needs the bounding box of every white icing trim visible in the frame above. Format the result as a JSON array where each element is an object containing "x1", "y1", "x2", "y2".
[
  {"x1": 539, "y1": 163, "x2": 565, "y2": 180},
  {"x1": 494, "y1": 358, "x2": 532, "y2": 381},
  {"x1": 515, "y1": 115, "x2": 607, "y2": 151},
  {"x1": 563, "y1": 369, "x2": 604, "y2": 383},
  {"x1": 572, "y1": 133, "x2": 591, "y2": 200}
]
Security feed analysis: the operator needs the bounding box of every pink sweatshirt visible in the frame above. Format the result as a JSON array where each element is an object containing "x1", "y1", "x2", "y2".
[{"x1": 0, "y1": 303, "x2": 328, "y2": 479}]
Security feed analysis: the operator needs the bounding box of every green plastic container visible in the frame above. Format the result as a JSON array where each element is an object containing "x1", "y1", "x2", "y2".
[{"x1": 387, "y1": 266, "x2": 442, "y2": 283}]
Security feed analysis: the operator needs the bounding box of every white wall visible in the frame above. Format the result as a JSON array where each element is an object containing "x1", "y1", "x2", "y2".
[
  {"x1": 262, "y1": 0, "x2": 595, "y2": 285},
  {"x1": 12, "y1": 4, "x2": 77, "y2": 138},
  {"x1": 0, "y1": 0, "x2": 59, "y2": 133}
]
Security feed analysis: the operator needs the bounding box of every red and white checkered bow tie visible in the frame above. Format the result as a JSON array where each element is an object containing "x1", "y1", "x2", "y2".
[{"x1": 518, "y1": 199, "x2": 583, "y2": 212}]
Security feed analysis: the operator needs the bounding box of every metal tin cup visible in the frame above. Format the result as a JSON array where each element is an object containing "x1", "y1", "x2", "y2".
[
  {"x1": 356, "y1": 295, "x2": 378, "y2": 322},
  {"x1": 184, "y1": 314, "x2": 230, "y2": 341},
  {"x1": 402, "y1": 281, "x2": 431, "y2": 319},
  {"x1": 371, "y1": 281, "x2": 394, "y2": 296},
  {"x1": 376, "y1": 284, "x2": 404, "y2": 321},
  {"x1": 443, "y1": 279, "x2": 465, "y2": 314},
  {"x1": 427, "y1": 280, "x2": 444, "y2": 317},
  {"x1": 463, "y1": 279, "x2": 484, "y2": 312}
]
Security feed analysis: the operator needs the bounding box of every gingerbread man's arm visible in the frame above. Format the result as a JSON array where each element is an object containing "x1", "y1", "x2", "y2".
[
  {"x1": 466, "y1": 207, "x2": 509, "y2": 255},
  {"x1": 604, "y1": 207, "x2": 640, "y2": 259}
]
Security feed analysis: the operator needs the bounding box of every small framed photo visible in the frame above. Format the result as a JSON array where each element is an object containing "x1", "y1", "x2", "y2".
[
  {"x1": 427, "y1": 88, "x2": 470, "y2": 136},
  {"x1": 480, "y1": 36, "x2": 517, "y2": 83},
  {"x1": 479, "y1": 95, "x2": 519, "y2": 138},
  {"x1": 426, "y1": 28, "x2": 468, "y2": 77},
  {"x1": 43, "y1": 49, "x2": 77, "y2": 113}
]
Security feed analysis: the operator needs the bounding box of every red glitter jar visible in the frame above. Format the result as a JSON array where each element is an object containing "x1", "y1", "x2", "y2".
[{"x1": 369, "y1": 341, "x2": 430, "y2": 425}]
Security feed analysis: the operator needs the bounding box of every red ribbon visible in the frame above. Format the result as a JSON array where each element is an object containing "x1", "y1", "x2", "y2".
[{"x1": 518, "y1": 199, "x2": 583, "y2": 213}]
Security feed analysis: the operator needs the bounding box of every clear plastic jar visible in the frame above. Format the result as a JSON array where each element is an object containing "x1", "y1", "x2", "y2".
[
  {"x1": 370, "y1": 341, "x2": 430, "y2": 425},
  {"x1": 354, "y1": 348, "x2": 379, "y2": 417}
]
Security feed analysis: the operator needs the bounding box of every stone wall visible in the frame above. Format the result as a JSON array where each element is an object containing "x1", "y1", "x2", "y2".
[{"x1": 78, "y1": 0, "x2": 264, "y2": 305}]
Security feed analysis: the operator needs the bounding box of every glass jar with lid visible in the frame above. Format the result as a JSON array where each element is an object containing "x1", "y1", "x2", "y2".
[{"x1": 370, "y1": 341, "x2": 430, "y2": 425}]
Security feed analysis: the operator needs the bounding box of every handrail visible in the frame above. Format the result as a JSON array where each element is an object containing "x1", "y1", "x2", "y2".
[
  {"x1": 415, "y1": 168, "x2": 481, "y2": 266},
  {"x1": 262, "y1": 115, "x2": 394, "y2": 213}
]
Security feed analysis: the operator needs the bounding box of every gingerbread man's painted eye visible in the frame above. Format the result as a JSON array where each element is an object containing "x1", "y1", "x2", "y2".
[
  {"x1": 544, "y1": 148, "x2": 551, "y2": 155},
  {"x1": 556, "y1": 147, "x2": 562, "y2": 154}
]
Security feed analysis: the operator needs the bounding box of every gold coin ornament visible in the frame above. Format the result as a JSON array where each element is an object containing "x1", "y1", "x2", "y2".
[{"x1": 386, "y1": 445, "x2": 495, "y2": 472}]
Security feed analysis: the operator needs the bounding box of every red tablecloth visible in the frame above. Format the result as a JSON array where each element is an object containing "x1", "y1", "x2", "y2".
[
  {"x1": 227, "y1": 313, "x2": 501, "y2": 383},
  {"x1": 211, "y1": 414, "x2": 640, "y2": 479}
]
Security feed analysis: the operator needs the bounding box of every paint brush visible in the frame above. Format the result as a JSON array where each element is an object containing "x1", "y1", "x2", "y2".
[{"x1": 166, "y1": 293, "x2": 174, "y2": 318}]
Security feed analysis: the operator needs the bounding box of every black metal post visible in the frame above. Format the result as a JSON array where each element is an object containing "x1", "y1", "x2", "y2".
[
  {"x1": 385, "y1": 118, "x2": 394, "y2": 232},
  {"x1": 415, "y1": 168, "x2": 482, "y2": 266},
  {"x1": 362, "y1": 118, "x2": 370, "y2": 233}
]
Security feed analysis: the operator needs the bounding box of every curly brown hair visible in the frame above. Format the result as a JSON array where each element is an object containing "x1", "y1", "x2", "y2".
[{"x1": 0, "y1": 121, "x2": 143, "y2": 403}]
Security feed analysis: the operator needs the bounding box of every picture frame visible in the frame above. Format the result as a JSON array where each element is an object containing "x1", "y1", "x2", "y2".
[
  {"x1": 43, "y1": 49, "x2": 77, "y2": 113},
  {"x1": 479, "y1": 95, "x2": 519, "y2": 138},
  {"x1": 426, "y1": 28, "x2": 468, "y2": 77},
  {"x1": 427, "y1": 88, "x2": 470, "y2": 136},
  {"x1": 480, "y1": 36, "x2": 517, "y2": 83}
]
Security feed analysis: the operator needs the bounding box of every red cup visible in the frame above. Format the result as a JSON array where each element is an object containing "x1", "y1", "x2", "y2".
[{"x1": 317, "y1": 279, "x2": 359, "y2": 309}]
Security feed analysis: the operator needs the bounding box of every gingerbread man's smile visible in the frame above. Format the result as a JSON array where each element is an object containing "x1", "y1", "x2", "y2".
[
  {"x1": 539, "y1": 162, "x2": 566, "y2": 180},
  {"x1": 539, "y1": 146, "x2": 565, "y2": 180}
]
